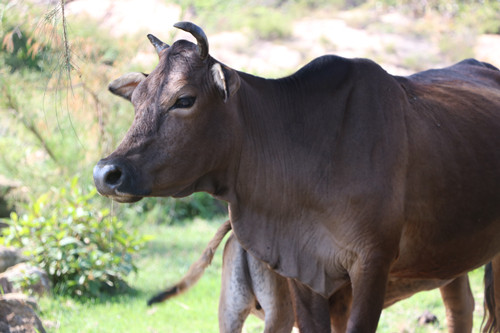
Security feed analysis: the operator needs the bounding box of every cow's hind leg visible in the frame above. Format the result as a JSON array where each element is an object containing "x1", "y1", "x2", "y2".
[
  {"x1": 439, "y1": 275, "x2": 474, "y2": 333},
  {"x1": 288, "y1": 279, "x2": 331, "y2": 333}
]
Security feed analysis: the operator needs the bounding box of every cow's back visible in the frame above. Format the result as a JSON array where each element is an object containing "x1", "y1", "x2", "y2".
[{"x1": 392, "y1": 59, "x2": 500, "y2": 277}]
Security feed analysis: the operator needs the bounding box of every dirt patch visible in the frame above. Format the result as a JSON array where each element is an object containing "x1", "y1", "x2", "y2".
[
  {"x1": 66, "y1": 0, "x2": 498, "y2": 75},
  {"x1": 475, "y1": 34, "x2": 500, "y2": 68},
  {"x1": 66, "y1": 0, "x2": 182, "y2": 37}
]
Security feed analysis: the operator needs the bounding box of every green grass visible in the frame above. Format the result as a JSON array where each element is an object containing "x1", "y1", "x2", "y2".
[{"x1": 38, "y1": 218, "x2": 487, "y2": 332}]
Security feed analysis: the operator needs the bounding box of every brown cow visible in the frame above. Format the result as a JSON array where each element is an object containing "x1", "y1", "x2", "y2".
[
  {"x1": 93, "y1": 22, "x2": 500, "y2": 332},
  {"x1": 148, "y1": 220, "x2": 474, "y2": 332}
]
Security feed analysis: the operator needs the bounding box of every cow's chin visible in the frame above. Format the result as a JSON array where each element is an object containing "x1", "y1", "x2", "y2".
[
  {"x1": 105, "y1": 184, "x2": 196, "y2": 202},
  {"x1": 109, "y1": 195, "x2": 144, "y2": 203}
]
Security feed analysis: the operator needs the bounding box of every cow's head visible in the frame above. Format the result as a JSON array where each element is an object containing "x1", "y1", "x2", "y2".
[{"x1": 93, "y1": 22, "x2": 241, "y2": 203}]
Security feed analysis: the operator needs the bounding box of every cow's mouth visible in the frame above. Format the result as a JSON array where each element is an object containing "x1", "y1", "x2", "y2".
[{"x1": 108, "y1": 186, "x2": 191, "y2": 202}]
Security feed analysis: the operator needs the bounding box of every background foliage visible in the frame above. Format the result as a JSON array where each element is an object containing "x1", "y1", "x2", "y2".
[{"x1": 0, "y1": 177, "x2": 150, "y2": 297}]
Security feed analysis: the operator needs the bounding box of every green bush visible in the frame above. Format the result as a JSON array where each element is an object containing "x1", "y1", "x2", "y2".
[{"x1": 0, "y1": 177, "x2": 149, "y2": 298}]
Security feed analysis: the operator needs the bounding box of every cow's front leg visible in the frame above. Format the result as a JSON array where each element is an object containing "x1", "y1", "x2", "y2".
[
  {"x1": 346, "y1": 256, "x2": 392, "y2": 332},
  {"x1": 288, "y1": 279, "x2": 331, "y2": 333}
]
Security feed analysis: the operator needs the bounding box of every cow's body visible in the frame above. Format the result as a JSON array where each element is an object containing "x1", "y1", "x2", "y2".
[
  {"x1": 149, "y1": 220, "x2": 474, "y2": 332},
  {"x1": 94, "y1": 22, "x2": 500, "y2": 332},
  {"x1": 228, "y1": 57, "x2": 500, "y2": 331}
]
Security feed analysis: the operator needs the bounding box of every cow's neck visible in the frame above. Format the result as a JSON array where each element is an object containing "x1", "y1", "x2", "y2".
[
  {"x1": 231, "y1": 62, "x2": 353, "y2": 218},
  {"x1": 227, "y1": 56, "x2": 410, "y2": 219}
]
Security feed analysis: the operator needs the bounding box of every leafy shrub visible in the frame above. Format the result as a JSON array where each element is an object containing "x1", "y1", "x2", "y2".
[{"x1": 0, "y1": 177, "x2": 149, "y2": 298}]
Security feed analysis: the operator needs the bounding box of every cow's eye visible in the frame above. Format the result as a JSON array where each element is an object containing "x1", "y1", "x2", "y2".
[{"x1": 170, "y1": 96, "x2": 196, "y2": 110}]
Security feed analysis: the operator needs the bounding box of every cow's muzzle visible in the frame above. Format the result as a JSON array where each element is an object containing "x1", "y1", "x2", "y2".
[{"x1": 93, "y1": 159, "x2": 146, "y2": 203}]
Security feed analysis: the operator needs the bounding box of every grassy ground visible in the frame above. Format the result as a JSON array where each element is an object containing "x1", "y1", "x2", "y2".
[{"x1": 38, "y1": 218, "x2": 487, "y2": 332}]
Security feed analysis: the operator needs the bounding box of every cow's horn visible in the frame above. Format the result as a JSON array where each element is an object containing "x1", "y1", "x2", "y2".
[
  {"x1": 173, "y1": 21, "x2": 209, "y2": 60},
  {"x1": 147, "y1": 34, "x2": 169, "y2": 55}
]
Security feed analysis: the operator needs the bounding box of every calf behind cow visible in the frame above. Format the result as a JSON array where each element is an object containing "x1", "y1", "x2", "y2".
[
  {"x1": 94, "y1": 22, "x2": 500, "y2": 332},
  {"x1": 148, "y1": 220, "x2": 475, "y2": 333}
]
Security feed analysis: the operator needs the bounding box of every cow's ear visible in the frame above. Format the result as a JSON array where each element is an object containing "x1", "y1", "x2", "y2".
[
  {"x1": 211, "y1": 63, "x2": 240, "y2": 103},
  {"x1": 108, "y1": 72, "x2": 147, "y2": 101}
]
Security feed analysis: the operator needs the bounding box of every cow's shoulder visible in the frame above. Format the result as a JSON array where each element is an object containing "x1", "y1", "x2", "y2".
[
  {"x1": 291, "y1": 55, "x2": 354, "y2": 88},
  {"x1": 289, "y1": 55, "x2": 396, "y2": 94},
  {"x1": 303, "y1": 55, "x2": 392, "y2": 77}
]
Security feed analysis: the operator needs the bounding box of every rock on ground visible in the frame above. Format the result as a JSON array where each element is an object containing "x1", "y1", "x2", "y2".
[
  {"x1": 0, "y1": 247, "x2": 25, "y2": 273},
  {"x1": 0, "y1": 263, "x2": 51, "y2": 296},
  {"x1": 0, "y1": 294, "x2": 46, "y2": 333}
]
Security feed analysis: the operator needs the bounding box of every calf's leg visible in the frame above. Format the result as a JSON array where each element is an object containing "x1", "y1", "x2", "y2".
[
  {"x1": 218, "y1": 236, "x2": 254, "y2": 333},
  {"x1": 247, "y1": 253, "x2": 294, "y2": 333},
  {"x1": 329, "y1": 284, "x2": 353, "y2": 333}
]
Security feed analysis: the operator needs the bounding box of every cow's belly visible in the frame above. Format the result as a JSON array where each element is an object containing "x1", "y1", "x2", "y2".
[
  {"x1": 383, "y1": 277, "x2": 451, "y2": 308},
  {"x1": 390, "y1": 216, "x2": 500, "y2": 279}
]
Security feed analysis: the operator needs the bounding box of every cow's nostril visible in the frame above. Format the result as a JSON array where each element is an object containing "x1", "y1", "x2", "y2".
[
  {"x1": 105, "y1": 168, "x2": 122, "y2": 185},
  {"x1": 94, "y1": 162, "x2": 130, "y2": 196}
]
